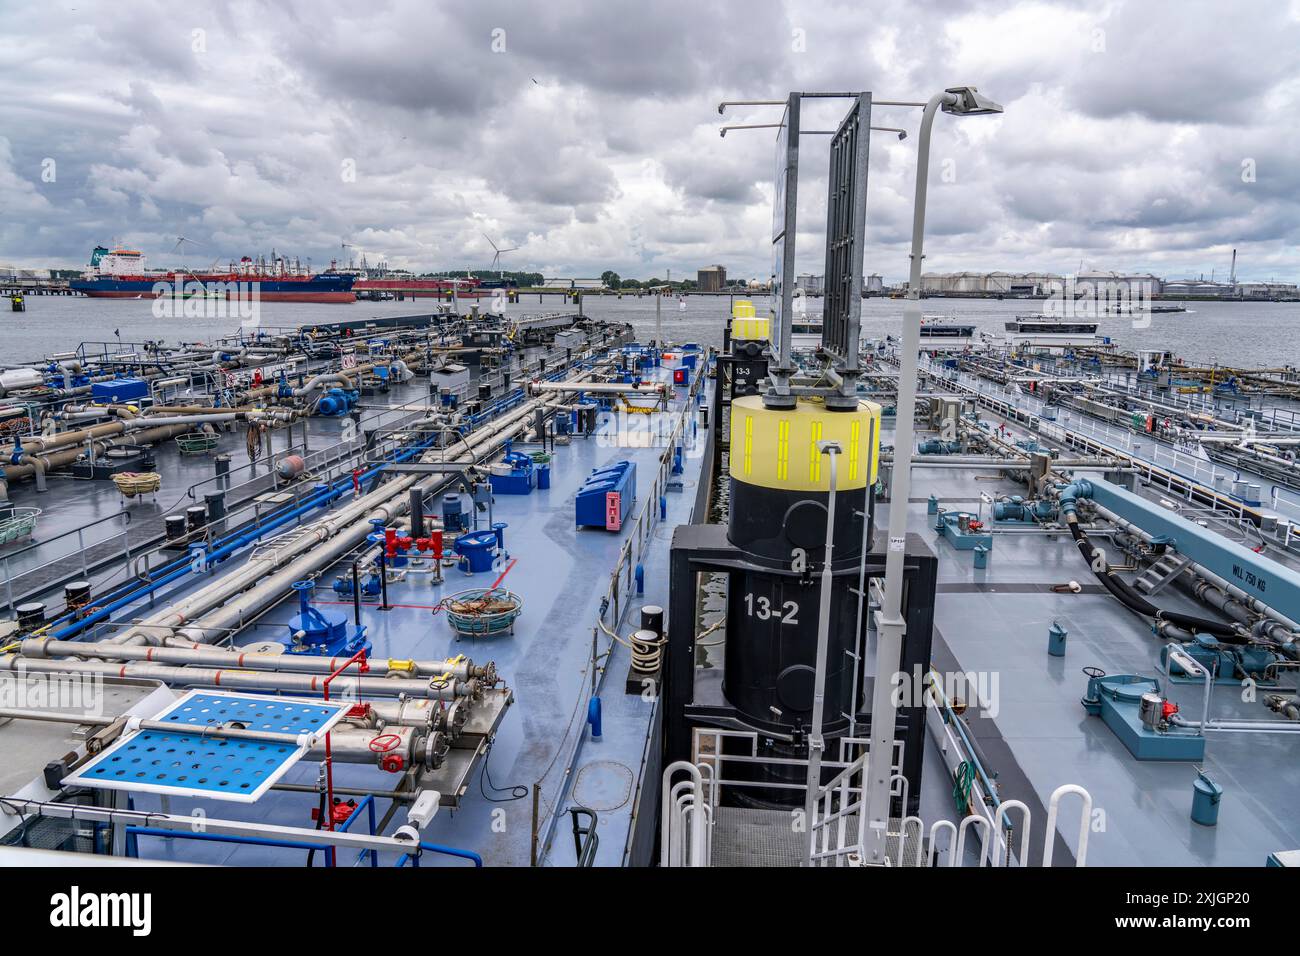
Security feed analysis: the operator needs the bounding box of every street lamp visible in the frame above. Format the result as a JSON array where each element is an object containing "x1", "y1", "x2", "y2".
[{"x1": 860, "y1": 85, "x2": 1002, "y2": 866}]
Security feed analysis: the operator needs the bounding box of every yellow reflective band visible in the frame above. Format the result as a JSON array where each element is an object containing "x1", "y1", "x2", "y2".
[
  {"x1": 808, "y1": 420, "x2": 823, "y2": 483},
  {"x1": 849, "y1": 420, "x2": 861, "y2": 480},
  {"x1": 743, "y1": 414, "x2": 753, "y2": 475},
  {"x1": 727, "y1": 396, "x2": 880, "y2": 491},
  {"x1": 776, "y1": 420, "x2": 790, "y2": 480}
]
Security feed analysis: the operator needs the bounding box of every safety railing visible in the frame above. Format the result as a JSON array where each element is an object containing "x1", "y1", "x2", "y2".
[
  {"x1": 601, "y1": 363, "x2": 707, "y2": 629},
  {"x1": 905, "y1": 354, "x2": 1283, "y2": 529},
  {"x1": 0, "y1": 510, "x2": 133, "y2": 613}
]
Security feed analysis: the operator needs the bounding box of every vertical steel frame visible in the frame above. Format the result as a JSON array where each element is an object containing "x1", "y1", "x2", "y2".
[{"x1": 820, "y1": 93, "x2": 872, "y2": 408}]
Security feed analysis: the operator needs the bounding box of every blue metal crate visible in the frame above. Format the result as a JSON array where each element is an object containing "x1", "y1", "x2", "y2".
[
  {"x1": 91, "y1": 377, "x2": 149, "y2": 403},
  {"x1": 575, "y1": 459, "x2": 636, "y2": 531}
]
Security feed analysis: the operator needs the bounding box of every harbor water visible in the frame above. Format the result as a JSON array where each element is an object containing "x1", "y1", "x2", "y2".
[{"x1": 7, "y1": 294, "x2": 1299, "y2": 368}]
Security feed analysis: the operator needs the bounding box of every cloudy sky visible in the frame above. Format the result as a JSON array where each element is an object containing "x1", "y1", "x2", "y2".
[{"x1": 2, "y1": 0, "x2": 1297, "y2": 284}]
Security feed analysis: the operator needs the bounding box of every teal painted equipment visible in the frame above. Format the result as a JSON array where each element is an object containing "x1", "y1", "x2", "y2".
[
  {"x1": 1048, "y1": 621, "x2": 1067, "y2": 657},
  {"x1": 973, "y1": 544, "x2": 988, "y2": 569},
  {"x1": 1160, "y1": 635, "x2": 1280, "y2": 686},
  {"x1": 1081, "y1": 671, "x2": 1205, "y2": 761},
  {"x1": 1057, "y1": 477, "x2": 1300, "y2": 623},
  {"x1": 992, "y1": 495, "x2": 1057, "y2": 524},
  {"x1": 1191, "y1": 770, "x2": 1222, "y2": 826},
  {"x1": 938, "y1": 511, "x2": 992, "y2": 551}
]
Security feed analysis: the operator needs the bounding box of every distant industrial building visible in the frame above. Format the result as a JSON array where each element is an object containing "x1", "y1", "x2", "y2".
[
  {"x1": 791, "y1": 272, "x2": 881, "y2": 296},
  {"x1": 1161, "y1": 278, "x2": 1233, "y2": 297},
  {"x1": 918, "y1": 271, "x2": 1064, "y2": 295},
  {"x1": 1075, "y1": 271, "x2": 1163, "y2": 296},
  {"x1": 795, "y1": 273, "x2": 824, "y2": 296},
  {"x1": 697, "y1": 265, "x2": 727, "y2": 292},
  {"x1": 1235, "y1": 281, "x2": 1299, "y2": 298},
  {"x1": 542, "y1": 277, "x2": 608, "y2": 290},
  {"x1": 915, "y1": 270, "x2": 1174, "y2": 297}
]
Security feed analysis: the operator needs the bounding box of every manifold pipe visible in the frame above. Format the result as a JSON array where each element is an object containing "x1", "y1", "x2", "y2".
[
  {"x1": 307, "y1": 725, "x2": 420, "y2": 764},
  {"x1": 101, "y1": 368, "x2": 592, "y2": 647},
  {"x1": 124, "y1": 413, "x2": 239, "y2": 430},
  {"x1": 0, "y1": 654, "x2": 470, "y2": 700},
  {"x1": 1, "y1": 419, "x2": 127, "y2": 455},
  {"x1": 0, "y1": 707, "x2": 425, "y2": 756},
  {"x1": 104, "y1": 476, "x2": 413, "y2": 646},
  {"x1": 18, "y1": 638, "x2": 484, "y2": 681},
  {"x1": 0, "y1": 422, "x2": 195, "y2": 481},
  {"x1": 528, "y1": 380, "x2": 670, "y2": 397},
  {"x1": 294, "y1": 371, "x2": 359, "y2": 397}
]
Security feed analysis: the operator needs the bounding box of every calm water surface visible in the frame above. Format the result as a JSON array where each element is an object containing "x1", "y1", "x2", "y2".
[{"x1": 6, "y1": 293, "x2": 1297, "y2": 369}]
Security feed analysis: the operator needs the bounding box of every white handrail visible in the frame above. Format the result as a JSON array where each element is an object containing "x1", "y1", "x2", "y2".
[
  {"x1": 992, "y1": 799, "x2": 1032, "y2": 867},
  {"x1": 899, "y1": 815, "x2": 926, "y2": 867},
  {"x1": 928, "y1": 819, "x2": 957, "y2": 867},
  {"x1": 1043, "y1": 784, "x2": 1093, "y2": 867},
  {"x1": 955, "y1": 814, "x2": 992, "y2": 867},
  {"x1": 661, "y1": 760, "x2": 706, "y2": 867}
]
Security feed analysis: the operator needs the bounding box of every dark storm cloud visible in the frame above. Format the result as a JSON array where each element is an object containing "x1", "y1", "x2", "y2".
[{"x1": 0, "y1": 0, "x2": 1296, "y2": 284}]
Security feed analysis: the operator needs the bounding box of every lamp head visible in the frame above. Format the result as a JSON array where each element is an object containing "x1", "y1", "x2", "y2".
[{"x1": 942, "y1": 86, "x2": 1003, "y2": 115}]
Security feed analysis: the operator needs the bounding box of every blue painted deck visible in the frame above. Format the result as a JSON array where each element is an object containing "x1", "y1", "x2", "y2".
[{"x1": 127, "y1": 364, "x2": 709, "y2": 866}]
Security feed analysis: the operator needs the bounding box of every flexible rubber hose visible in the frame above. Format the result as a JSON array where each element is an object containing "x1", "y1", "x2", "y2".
[{"x1": 1065, "y1": 516, "x2": 1246, "y2": 642}]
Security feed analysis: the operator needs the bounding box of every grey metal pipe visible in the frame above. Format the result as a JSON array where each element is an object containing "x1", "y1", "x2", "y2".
[
  {"x1": 0, "y1": 655, "x2": 468, "y2": 700},
  {"x1": 19, "y1": 638, "x2": 483, "y2": 681}
]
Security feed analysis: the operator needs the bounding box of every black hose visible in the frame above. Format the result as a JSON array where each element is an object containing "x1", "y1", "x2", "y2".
[
  {"x1": 306, "y1": 789, "x2": 327, "y2": 867},
  {"x1": 1066, "y1": 516, "x2": 1247, "y2": 643}
]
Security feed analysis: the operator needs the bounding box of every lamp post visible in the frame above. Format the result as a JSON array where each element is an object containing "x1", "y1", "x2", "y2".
[
  {"x1": 860, "y1": 86, "x2": 1002, "y2": 866},
  {"x1": 804, "y1": 440, "x2": 842, "y2": 866}
]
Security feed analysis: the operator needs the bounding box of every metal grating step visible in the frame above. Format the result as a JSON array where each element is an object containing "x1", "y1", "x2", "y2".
[
  {"x1": 1134, "y1": 552, "x2": 1191, "y2": 595},
  {"x1": 708, "y1": 806, "x2": 925, "y2": 867}
]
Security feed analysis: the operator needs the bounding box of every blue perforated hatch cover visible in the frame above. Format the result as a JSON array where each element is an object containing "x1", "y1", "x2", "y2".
[{"x1": 62, "y1": 690, "x2": 349, "y2": 803}]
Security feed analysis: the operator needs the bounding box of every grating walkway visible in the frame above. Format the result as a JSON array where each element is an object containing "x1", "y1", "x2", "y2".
[{"x1": 708, "y1": 807, "x2": 925, "y2": 867}]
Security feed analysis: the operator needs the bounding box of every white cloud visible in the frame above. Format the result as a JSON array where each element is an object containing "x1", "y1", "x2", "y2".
[{"x1": 0, "y1": 0, "x2": 1295, "y2": 284}]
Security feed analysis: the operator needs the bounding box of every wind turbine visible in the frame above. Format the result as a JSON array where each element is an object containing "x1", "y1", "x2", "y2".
[
  {"x1": 482, "y1": 233, "x2": 518, "y2": 279},
  {"x1": 171, "y1": 235, "x2": 211, "y2": 283}
]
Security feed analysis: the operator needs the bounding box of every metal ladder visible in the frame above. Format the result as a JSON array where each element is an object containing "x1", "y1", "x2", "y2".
[{"x1": 1134, "y1": 551, "x2": 1193, "y2": 595}]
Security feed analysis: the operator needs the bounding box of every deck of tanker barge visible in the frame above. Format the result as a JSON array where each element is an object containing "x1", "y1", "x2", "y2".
[
  {"x1": 871, "y1": 397, "x2": 1300, "y2": 867},
  {"x1": 5, "y1": 332, "x2": 1299, "y2": 868},
  {"x1": 21, "y1": 360, "x2": 711, "y2": 867}
]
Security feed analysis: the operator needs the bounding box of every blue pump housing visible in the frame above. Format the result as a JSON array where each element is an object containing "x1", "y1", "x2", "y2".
[
  {"x1": 286, "y1": 580, "x2": 367, "y2": 656},
  {"x1": 317, "y1": 388, "x2": 358, "y2": 417}
]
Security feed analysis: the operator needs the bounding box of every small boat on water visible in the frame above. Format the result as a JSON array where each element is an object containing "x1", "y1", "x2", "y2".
[
  {"x1": 995, "y1": 314, "x2": 1103, "y2": 350},
  {"x1": 1103, "y1": 301, "x2": 1190, "y2": 315},
  {"x1": 920, "y1": 314, "x2": 972, "y2": 340}
]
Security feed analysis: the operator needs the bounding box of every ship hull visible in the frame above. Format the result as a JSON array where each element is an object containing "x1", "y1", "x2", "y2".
[
  {"x1": 71, "y1": 275, "x2": 356, "y2": 303},
  {"x1": 76, "y1": 288, "x2": 356, "y2": 303}
]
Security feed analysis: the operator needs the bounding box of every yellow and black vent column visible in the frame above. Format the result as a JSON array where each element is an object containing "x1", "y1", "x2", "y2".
[
  {"x1": 721, "y1": 395, "x2": 881, "y2": 773},
  {"x1": 728, "y1": 395, "x2": 880, "y2": 561}
]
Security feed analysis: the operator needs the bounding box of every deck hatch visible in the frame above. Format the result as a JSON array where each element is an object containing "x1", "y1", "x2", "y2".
[{"x1": 63, "y1": 690, "x2": 349, "y2": 803}]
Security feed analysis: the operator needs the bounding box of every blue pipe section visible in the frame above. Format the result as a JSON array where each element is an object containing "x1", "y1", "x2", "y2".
[
  {"x1": 50, "y1": 435, "x2": 437, "y2": 640},
  {"x1": 42, "y1": 354, "x2": 607, "y2": 637},
  {"x1": 126, "y1": 826, "x2": 330, "y2": 859},
  {"x1": 125, "y1": 817, "x2": 482, "y2": 867},
  {"x1": 338, "y1": 794, "x2": 379, "y2": 867},
  {"x1": 1056, "y1": 476, "x2": 1300, "y2": 621},
  {"x1": 395, "y1": 842, "x2": 484, "y2": 867}
]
